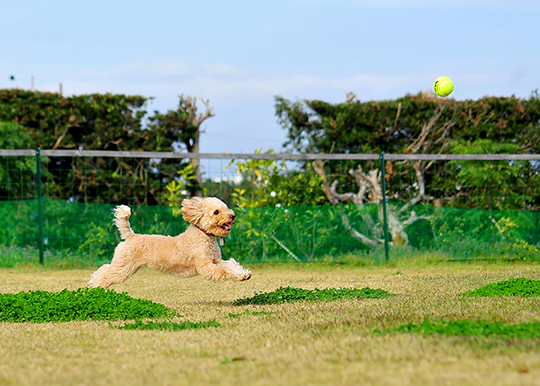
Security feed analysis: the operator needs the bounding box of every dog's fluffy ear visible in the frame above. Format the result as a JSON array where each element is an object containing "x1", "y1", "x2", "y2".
[{"x1": 181, "y1": 197, "x2": 205, "y2": 224}]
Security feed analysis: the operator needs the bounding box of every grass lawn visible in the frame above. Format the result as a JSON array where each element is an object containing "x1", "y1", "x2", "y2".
[{"x1": 1, "y1": 261, "x2": 540, "y2": 386}]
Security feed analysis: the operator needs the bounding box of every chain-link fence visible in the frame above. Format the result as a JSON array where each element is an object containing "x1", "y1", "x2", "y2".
[{"x1": 2, "y1": 150, "x2": 540, "y2": 266}]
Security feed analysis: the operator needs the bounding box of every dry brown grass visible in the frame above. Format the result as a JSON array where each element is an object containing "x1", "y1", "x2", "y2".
[{"x1": 1, "y1": 262, "x2": 540, "y2": 386}]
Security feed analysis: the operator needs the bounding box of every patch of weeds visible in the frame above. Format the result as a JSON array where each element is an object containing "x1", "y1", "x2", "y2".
[
  {"x1": 233, "y1": 286, "x2": 391, "y2": 305},
  {"x1": 386, "y1": 319, "x2": 540, "y2": 339},
  {"x1": 0, "y1": 287, "x2": 176, "y2": 322},
  {"x1": 462, "y1": 278, "x2": 540, "y2": 297},
  {"x1": 228, "y1": 309, "x2": 277, "y2": 318},
  {"x1": 116, "y1": 319, "x2": 220, "y2": 331}
]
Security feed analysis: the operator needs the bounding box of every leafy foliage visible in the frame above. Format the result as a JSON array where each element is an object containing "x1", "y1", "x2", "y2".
[
  {"x1": 164, "y1": 163, "x2": 199, "y2": 216},
  {"x1": 275, "y1": 91, "x2": 540, "y2": 211},
  {"x1": 226, "y1": 149, "x2": 327, "y2": 209},
  {"x1": 444, "y1": 140, "x2": 533, "y2": 210},
  {"x1": 147, "y1": 97, "x2": 201, "y2": 153},
  {"x1": 0, "y1": 89, "x2": 198, "y2": 204},
  {"x1": 0, "y1": 90, "x2": 148, "y2": 150},
  {"x1": 116, "y1": 319, "x2": 220, "y2": 330},
  {"x1": 0, "y1": 122, "x2": 37, "y2": 200},
  {"x1": 276, "y1": 92, "x2": 540, "y2": 155},
  {"x1": 226, "y1": 204, "x2": 353, "y2": 262},
  {"x1": 78, "y1": 223, "x2": 117, "y2": 260},
  {"x1": 226, "y1": 148, "x2": 287, "y2": 208},
  {"x1": 233, "y1": 286, "x2": 391, "y2": 305},
  {"x1": 389, "y1": 319, "x2": 540, "y2": 339},
  {"x1": 462, "y1": 278, "x2": 540, "y2": 297},
  {"x1": 0, "y1": 287, "x2": 176, "y2": 322},
  {"x1": 2, "y1": 199, "x2": 540, "y2": 263},
  {"x1": 223, "y1": 150, "x2": 329, "y2": 260},
  {"x1": 271, "y1": 167, "x2": 327, "y2": 207}
]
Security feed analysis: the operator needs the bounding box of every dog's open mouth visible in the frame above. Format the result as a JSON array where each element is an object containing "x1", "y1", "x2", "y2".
[{"x1": 221, "y1": 224, "x2": 232, "y2": 232}]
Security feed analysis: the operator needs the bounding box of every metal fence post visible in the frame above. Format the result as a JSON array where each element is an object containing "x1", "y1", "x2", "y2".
[
  {"x1": 36, "y1": 148, "x2": 44, "y2": 264},
  {"x1": 379, "y1": 152, "x2": 390, "y2": 262}
]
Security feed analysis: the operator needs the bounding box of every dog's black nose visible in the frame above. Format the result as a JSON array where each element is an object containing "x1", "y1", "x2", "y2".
[{"x1": 230, "y1": 214, "x2": 236, "y2": 221}]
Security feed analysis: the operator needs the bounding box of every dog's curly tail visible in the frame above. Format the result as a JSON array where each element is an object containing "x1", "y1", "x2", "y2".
[{"x1": 113, "y1": 205, "x2": 135, "y2": 239}]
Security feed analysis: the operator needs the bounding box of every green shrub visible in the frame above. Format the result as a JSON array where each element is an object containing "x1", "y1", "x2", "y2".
[
  {"x1": 0, "y1": 288, "x2": 176, "y2": 322},
  {"x1": 233, "y1": 286, "x2": 391, "y2": 305},
  {"x1": 463, "y1": 278, "x2": 540, "y2": 297}
]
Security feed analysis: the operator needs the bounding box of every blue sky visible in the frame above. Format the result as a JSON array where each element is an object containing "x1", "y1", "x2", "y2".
[{"x1": 1, "y1": 0, "x2": 539, "y2": 153}]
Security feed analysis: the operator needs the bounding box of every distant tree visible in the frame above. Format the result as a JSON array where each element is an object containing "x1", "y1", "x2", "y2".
[
  {"x1": 275, "y1": 91, "x2": 540, "y2": 210},
  {"x1": 310, "y1": 103, "x2": 455, "y2": 247},
  {"x1": 445, "y1": 139, "x2": 535, "y2": 210},
  {"x1": 275, "y1": 91, "x2": 540, "y2": 247},
  {"x1": 0, "y1": 90, "x2": 216, "y2": 204},
  {"x1": 0, "y1": 89, "x2": 149, "y2": 150},
  {"x1": 0, "y1": 122, "x2": 37, "y2": 200},
  {"x1": 223, "y1": 149, "x2": 327, "y2": 208},
  {"x1": 148, "y1": 95, "x2": 215, "y2": 197},
  {"x1": 276, "y1": 91, "x2": 540, "y2": 154}
]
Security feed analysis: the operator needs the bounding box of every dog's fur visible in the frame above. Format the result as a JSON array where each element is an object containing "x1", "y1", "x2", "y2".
[{"x1": 87, "y1": 197, "x2": 252, "y2": 289}]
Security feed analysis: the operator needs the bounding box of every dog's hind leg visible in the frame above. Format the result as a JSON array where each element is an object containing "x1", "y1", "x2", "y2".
[
  {"x1": 87, "y1": 264, "x2": 111, "y2": 288},
  {"x1": 93, "y1": 260, "x2": 144, "y2": 289}
]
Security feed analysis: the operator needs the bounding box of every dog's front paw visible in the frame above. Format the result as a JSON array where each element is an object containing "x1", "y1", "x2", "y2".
[
  {"x1": 224, "y1": 259, "x2": 251, "y2": 281},
  {"x1": 239, "y1": 270, "x2": 252, "y2": 281}
]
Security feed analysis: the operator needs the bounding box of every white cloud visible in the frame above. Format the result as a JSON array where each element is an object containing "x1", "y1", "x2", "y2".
[
  {"x1": 63, "y1": 69, "x2": 417, "y2": 106},
  {"x1": 75, "y1": 62, "x2": 251, "y2": 81},
  {"x1": 75, "y1": 62, "x2": 195, "y2": 79},
  {"x1": 32, "y1": 61, "x2": 533, "y2": 154},
  {"x1": 43, "y1": 61, "x2": 517, "y2": 112},
  {"x1": 203, "y1": 63, "x2": 252, "y2": 77}
]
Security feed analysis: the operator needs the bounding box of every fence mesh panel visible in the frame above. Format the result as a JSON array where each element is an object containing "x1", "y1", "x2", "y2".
[{"x1": 1, "y1": 151, "x2": 540, "y2": 265}]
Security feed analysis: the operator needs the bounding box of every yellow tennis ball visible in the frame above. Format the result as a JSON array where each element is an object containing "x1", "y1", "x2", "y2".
[{"x1": 433, "y1": 76, "x2": 454, "y2": 97}]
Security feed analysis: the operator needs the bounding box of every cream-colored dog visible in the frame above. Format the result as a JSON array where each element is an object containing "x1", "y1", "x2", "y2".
[{"x1": 87, "y1": 197, "x2": 252, "y2": 289}]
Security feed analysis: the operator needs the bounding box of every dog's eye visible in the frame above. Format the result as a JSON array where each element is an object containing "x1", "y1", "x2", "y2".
[{"x1": 214, "y1": 210, "x2": 219, "y2": 215}]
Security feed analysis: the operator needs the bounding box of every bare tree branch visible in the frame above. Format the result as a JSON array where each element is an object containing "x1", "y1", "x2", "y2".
[
  {"x1": 339, "y1": 211, "x2": 379, "y2": 248},
  {"x1": 329, "y1": 180, "x2": 360, "y2": 204},
  {"x1": 407, "y1": 106, "x2": 444, "y2": 154},
  {"x1": 399, "y1": 161, "x2": 434, "y2": 214},
  {"x1": 402, "y1": 210, "x2": 431, "y2": 228},
  {"x1": 313, "y1": 101, "x2": 456, "y2": 248},
  {"x1": 178, "y1": 95, "x2": 216, "y2": 196},
  {"x1": 52, "y1": 127, "x2": 70, "y2": 150},
  {"x1": 351, "y1": 167, "x2": 382, "y2": 203},
  {"x1": 393, "y1": 102, "x2": 401, "y2": 129},
  {"x1": 312, "y1": 160, "x2": 339, "y2": 204}
]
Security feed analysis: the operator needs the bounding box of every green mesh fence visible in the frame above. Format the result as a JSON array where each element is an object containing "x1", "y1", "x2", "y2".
[
  {"x1": 1, "y1": 152, "x2": 540, "y2": 266},
  {"x1": 1, "y1": 198, "x2": 540, "y2": 265}
]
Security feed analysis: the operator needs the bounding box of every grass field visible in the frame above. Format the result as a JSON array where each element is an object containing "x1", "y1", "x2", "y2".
[{"x1": 1, "y1": 261, "x2": 540, "y2": 386}]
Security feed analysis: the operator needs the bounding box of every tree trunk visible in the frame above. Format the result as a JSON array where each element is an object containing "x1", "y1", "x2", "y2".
[
  {"x1": 189, "y1": 132, "x2": 203, "y2": 197},
  {"x1": 179, "y1": 96, "x2": 215, "y2": 197}
]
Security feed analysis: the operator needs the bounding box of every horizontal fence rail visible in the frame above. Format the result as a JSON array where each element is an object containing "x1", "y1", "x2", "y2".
[
  {"x1": 3, "y1": 149, "x2": 540, "y2": 161},
  {"x1": 1, "y1": 149, "x2": 540, "y2": 266}
]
